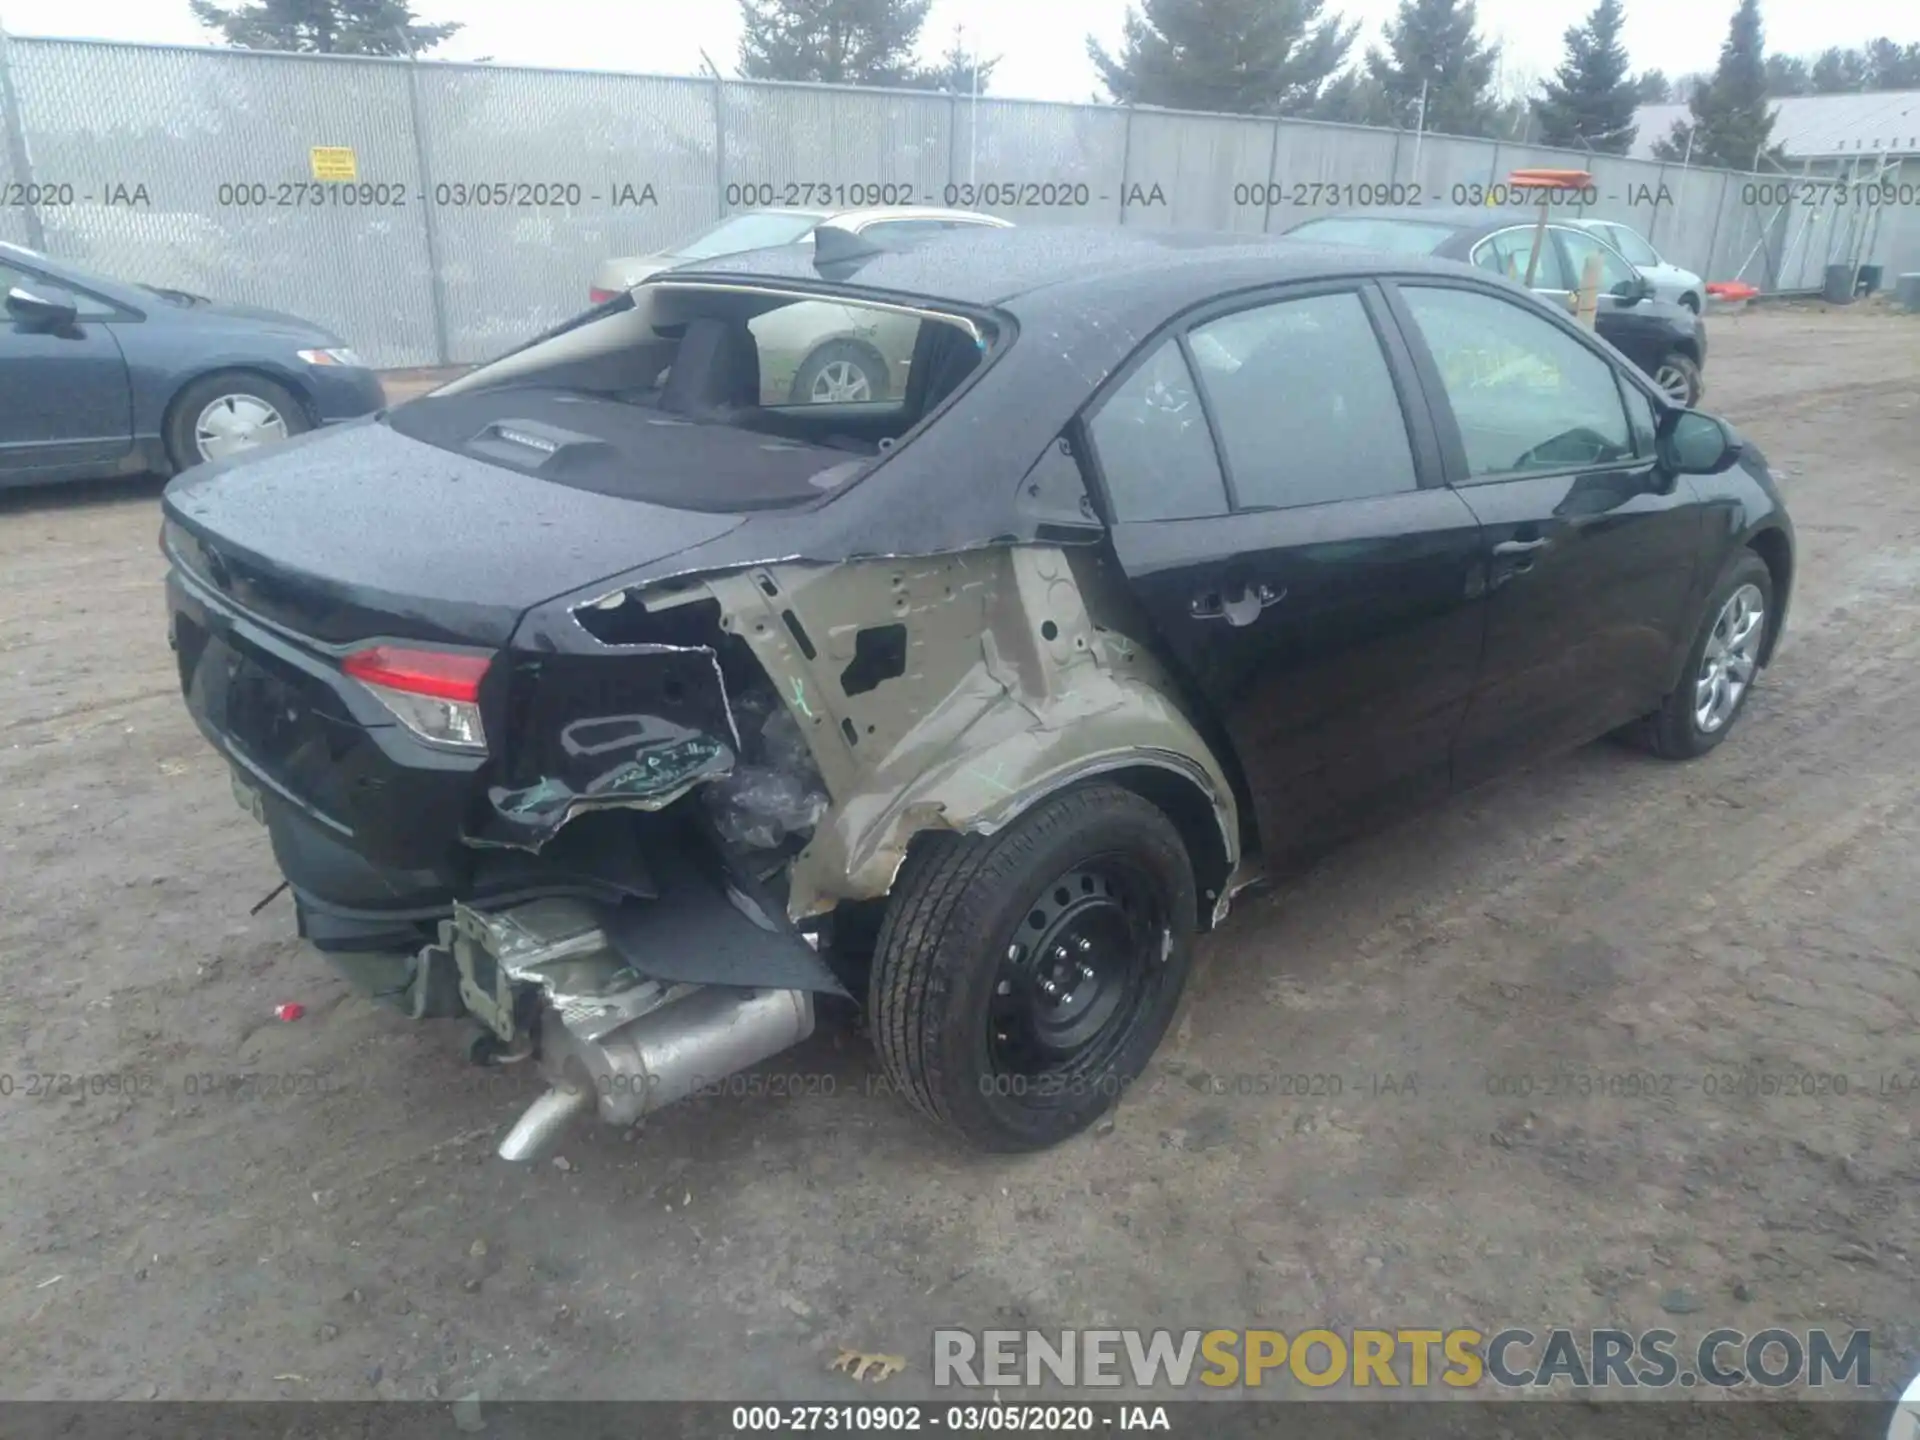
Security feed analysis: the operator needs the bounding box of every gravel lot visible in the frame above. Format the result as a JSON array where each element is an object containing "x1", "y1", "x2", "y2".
[{"x1": 2, "y1": 306, "x2": 1918, "y2": 1405}]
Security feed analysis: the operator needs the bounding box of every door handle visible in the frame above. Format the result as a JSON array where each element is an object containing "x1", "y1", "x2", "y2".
[{"x1": 1492, "y1": 537, "x2": 1551, "y2": 556}]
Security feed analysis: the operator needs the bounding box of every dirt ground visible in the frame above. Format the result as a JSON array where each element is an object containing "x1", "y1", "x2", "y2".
[{"x1": 2, "y1": 307, "x2": 1918, "y2": 1407}]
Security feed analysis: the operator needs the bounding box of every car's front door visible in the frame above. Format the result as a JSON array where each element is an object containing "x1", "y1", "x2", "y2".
[
  {"x1": 1086, "y1": 283, "x2": 1488, "y2": 867},
  {"x1": 1385, "y1": 279, "x2": 1703, "y2": 788},
  {"x1": 0, "y1": 258, "x2": 134, "y2": 479}
]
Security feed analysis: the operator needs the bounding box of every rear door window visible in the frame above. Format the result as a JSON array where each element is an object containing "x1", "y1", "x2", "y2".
[
  {"x1": 1086, "y1": 338, "x2": 1229, "y2": 521},
  {"x1": 1187, "y1": 290, "x2": 1418, "y2": 509}
]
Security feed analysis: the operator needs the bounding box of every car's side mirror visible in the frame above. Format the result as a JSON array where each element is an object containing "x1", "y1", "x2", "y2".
[
  {"x1": 1659, "y1": 408, "x2": 1743, "y2": 475},
  {"x1": 1611, "y1": 274, "x2": 1653, "y2": 305},
  {"x1": 6, "y1": 283, "x2": 79, "y2": 331}
]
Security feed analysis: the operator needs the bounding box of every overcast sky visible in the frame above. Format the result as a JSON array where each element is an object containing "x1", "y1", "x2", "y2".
[{"x1": 0, "y1": 0, "x2": 1914, "y2": 103}]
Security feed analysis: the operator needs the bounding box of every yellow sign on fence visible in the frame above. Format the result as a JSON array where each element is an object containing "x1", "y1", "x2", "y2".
[{"x1": 309, "y1": 146, "x2": 358, "y2": 182}]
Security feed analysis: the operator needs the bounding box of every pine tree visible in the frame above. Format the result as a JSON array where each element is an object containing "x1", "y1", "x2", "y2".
[
  {"x1": 1363, "y1": 0, "x2": 1502, "y2": 138},
  {"x1": 1763, "y1": 54, "x2": 1811, "y2": 95},
  {"x1": 189, "y1": 0, "x2": 459, "y2": 56},
  {"x1": 1863, "y1": 39, "x2": 1920, "y2": 89},
  {"x1": 1534, "y1": 0, "x2": 1637, "y2": 152},
  {"x1": 1087, "y1": 0, "x2": 1358, "y2": 117},
  {"x1": 737, "y1": 0, "x2": 934, "y2": 86},
  {"x1": 1632, "y1": 70, "x2": 1671, "y2": 104},
  {"x1": 1808, "y1": 46, "x2": 1869, "y2": 93},
  {"x1": 906, "y1": 29, "x2": 999, "y2": 94},
  {"x1": 1310, "y1": 69, "x2": 1391, "y2": 123},
  {"x1": 1650, "y1": 0, "x2": 1781, "y2": 169}
]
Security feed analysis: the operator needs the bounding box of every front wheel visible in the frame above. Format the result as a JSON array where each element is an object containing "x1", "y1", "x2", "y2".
[
  {"x1": 868, "y1": 783, "x2": 1197, "y2": 1151},
  {"x1": 1631, "y1": 550, "x2": 1773, "y2": 759},
  {"x1": 1652, "y1": 351, "x2": 1703, "y2": 407},
  {"x1": 166, "y1": 372, "x2": 310, "y2": 471}
]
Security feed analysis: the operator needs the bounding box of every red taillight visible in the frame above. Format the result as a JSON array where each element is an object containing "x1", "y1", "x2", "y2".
[
  {"x1": 589, "y1": 286, "x2": 618, "y2": 304},
  {"x1": 342, "y1": 645, "x2": 490, "y2": 702}
]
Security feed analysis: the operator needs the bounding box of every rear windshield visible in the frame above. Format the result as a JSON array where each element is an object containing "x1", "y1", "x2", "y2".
[
  {"x1": 387, "y1": 289, "x2": 995, "y2": 512},
  {"x1": 1287, "y1": 217, "x2": 1459, "y2": 254}
]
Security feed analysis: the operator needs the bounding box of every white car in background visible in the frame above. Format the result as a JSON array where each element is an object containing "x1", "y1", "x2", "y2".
[
  {"x1": 591, "y1": 206, "x2": 1011, "y2": 405},
  {"x1": 1567, "y1": 217, "x2": 1706, "y2": 312}
]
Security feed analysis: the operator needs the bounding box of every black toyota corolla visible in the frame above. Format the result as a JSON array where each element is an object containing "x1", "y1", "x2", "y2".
[
  {"x1": 161, "y1": 224, "x2": 1791, "y2": 1160},
  {"x1": 1283, "y1": 209, "x2": 1710, "y2": 406}
]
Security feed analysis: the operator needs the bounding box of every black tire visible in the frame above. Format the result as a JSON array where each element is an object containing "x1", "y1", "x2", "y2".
[
  {"x1": 1678, "y1": 292, "x2": 1701, "y2": 314},
  {"x1": 868, "y1": 783, "x2": 1197, "y2": 1151},
  {"x1": 1631, "y1": 550, "x2": 1774, "y2": 760},
  {"x1": 1652, "y1": 351, "x2": 1703, "y2": 407},
  {"x1": 788, "y1": 341, "x2": 888, "y2": 405},
  {"x1": 164, "y1": 371, "x2": 310, "y2": 472}
]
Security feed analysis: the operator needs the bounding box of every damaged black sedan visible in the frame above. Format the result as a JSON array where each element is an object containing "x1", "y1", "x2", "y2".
[{"x1": 163, "y1": 225, "x2": 1793, "y2": 1158}]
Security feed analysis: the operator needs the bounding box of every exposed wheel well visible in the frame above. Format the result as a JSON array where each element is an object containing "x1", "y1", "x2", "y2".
[
  {"x1": 865, "y1": 766, "x2": 1235, "y2": 942},
  {"x1": 1746, "y1": 527, "x2": 1792, "y2": 665},
  {"x1": 1093, "y1": 765, "x2": 1235, "y2": 930}
]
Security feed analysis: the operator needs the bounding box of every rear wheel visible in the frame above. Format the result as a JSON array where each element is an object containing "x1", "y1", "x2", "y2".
[
  {"x1": 166, "y1": 372, "x2": 310, "y2": 471},
  {"x1": 1679, "y1": 292, "x2": 1702, "y2": 314},
  {"x1": 868, "y1": 784, "x2": 1196, "y2": 1151},
  {"x1": 1631, "y1": 550, "x2": 1773, "y2": 759},
  {"x1": 1652, "y1": 351, "x2": 1702, "y2": 407}
]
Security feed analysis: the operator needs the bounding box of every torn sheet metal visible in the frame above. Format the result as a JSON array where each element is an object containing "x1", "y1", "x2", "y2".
[
  {"x1": 640, "y1": 546, "x2": 1242, "y2": 923},
  {"x1": 471, "y1": 644, "x2": 742, "y2": 850},
  {"x1": 598, "y1": 834, "x2": 847, "y2": 995}
]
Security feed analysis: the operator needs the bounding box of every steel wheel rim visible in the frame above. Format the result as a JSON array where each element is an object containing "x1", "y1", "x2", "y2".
[
  {"x1": 988, "y1": 859, "x2": 1167, "y2": 1085},
  {"x1": 809, "y1": 359, "x2": 873, "y2": 403},
  {"x1": 1695, "y1": 582, "x2": 1765, "y2": 734},
  {"x1": 1655, "y1": 363, "x2": 1693, "y2": 405},
  {"x1": 195, "y1": 394, "x2": 288, "y2": 461}
]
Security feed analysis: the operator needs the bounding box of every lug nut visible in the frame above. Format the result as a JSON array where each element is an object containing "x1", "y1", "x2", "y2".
[
  {"x1": 1039, "y1": 978, "x2": 1060, "y2": 998},
  {"x1": 1077, "y1": 963, "x2": 1095, "y2": 981},
  {"x1": 1077, "y1": 937, "x2": 1092, "y2": 952}
]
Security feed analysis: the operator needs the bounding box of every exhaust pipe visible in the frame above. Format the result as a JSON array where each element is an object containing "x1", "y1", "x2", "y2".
[
  {"x1": 497, "y1": 1081, "x2": 594, "y2": 1162},
  {"x1": 499, "y1": 986, "x2": 815, "y2": 1161},
  {"x1": 443, "y1": 896, "x2": 819, "y2": 1162}
]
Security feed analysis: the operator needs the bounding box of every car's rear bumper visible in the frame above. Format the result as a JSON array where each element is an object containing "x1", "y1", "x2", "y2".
[{"x1": 166, "y1": 562, "x2": 486, "y2": 911}]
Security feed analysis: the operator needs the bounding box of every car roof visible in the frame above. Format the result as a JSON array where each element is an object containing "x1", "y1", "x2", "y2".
[
  {"x1": 1289, "y1": 208, "x2": 1640, "y2": 253},
  {"x1": 719, "y1": 205, "x2": 1011, "y2": 230},
  {"x1": 830, "y1": 205, "x2": 1012, "y2": 228},
  {"x1": 664, "y1": 223, "x2": 1480, "y2": 312}
]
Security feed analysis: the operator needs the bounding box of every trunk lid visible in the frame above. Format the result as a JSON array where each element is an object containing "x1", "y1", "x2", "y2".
[{"x1": 161, "y1": 417, "x2": 747, "y2": 647}]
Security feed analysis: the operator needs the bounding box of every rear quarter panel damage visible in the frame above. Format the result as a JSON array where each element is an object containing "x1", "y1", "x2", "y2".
[{"x1": 624, "y1": 545, "x2": 1243, "y2": 924}]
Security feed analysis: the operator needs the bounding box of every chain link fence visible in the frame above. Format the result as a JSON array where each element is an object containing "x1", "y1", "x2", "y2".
[{"x1": 2, "y1": 34, "x2": 1912, "y2": 367}]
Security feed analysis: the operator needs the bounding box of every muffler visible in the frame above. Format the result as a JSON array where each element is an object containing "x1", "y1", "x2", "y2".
[
  {"x1": 500, "y1": 985, "x2": 815, "y2": 1161},
  {"x1": 440, "y1": 897, "x2": 815, "y2": 1162}
]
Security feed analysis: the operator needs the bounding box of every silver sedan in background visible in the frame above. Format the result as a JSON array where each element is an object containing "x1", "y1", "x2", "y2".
[
  {"x1": 591, "y1": 207, "x2": 1012, "y2": 406},
  {"x1": 1566, "y1": 217, "x2": 1707, "y2": 312}
]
